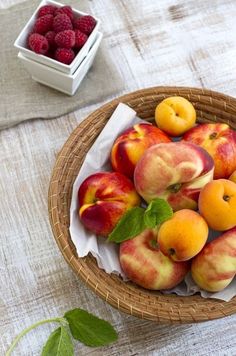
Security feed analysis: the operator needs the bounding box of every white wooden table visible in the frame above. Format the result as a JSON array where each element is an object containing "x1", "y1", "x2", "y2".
[{"x1": 1, "y1": 0, "x2": 236, "y2": 355}]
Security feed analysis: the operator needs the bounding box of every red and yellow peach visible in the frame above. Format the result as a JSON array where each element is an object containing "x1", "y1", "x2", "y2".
[
  {"x1": 78, "y1": 172, "x2": 141, "y2": 236},
  {"x1": 191, "y1": 227, "x2": 236, "y2": 292},
  {"x1": 111, "y1": 123, "x2": 171, "y2": 178},
  {"x1": 183, "y1": 123, "x2": 236, "y2": 179},
  {"x1": 120, "y1": 228, "x2": 190, "y2": 290},
  {"x1": 134, "y1": 141, "x2": 214, "y2": 211}
]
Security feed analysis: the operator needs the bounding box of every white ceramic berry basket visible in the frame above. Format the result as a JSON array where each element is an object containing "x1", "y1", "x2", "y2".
[
  {"x1": 14, "y1": 0, "x2": 101, "y2": 75},
  {"x1": 18, "y1": 32, "x2": 103, "y2": 96}
]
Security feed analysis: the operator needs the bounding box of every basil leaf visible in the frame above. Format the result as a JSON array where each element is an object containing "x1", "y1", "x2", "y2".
[
  {"x1": 41, "y1": 326, "x2": 74, "y2": 356},
  {"x1": 144, "y1": 198, "x2": 173, "y2": 227},
  {"x1": 108, "y1": 207, "x2": 146, "y2": 243},
  {"x1": 64, "y1": 309, "x2": 117, "y2": 347}
]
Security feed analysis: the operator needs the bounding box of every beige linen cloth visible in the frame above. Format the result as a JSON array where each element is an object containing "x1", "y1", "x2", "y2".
[{"x1": 0, "y1": 0, "x2": 123, "y2": 129}]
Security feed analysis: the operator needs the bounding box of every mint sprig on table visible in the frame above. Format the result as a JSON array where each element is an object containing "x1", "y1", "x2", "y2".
[
  {"x1": 6, "y1": 308, "x2": 118, "y2": 355},
  {"x1": 108, "y1": 198, "x2": 173, "y2": 243}
]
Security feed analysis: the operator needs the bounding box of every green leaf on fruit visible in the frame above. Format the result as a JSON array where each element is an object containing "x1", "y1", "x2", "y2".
[
  {"x1": 108, "y1": 198, "x2": 173, "y2": 243},
  {"x1": 144, "y1": 198, "x2": 173, "y2": 227},
  {"x1": 64, "y1": 308, "x2": 118, "y2": 347},
  {"x1": 108, "y1": 207, "x2": 146, "y2": 243},
  {"x1": 41, "y1": 326, "x2": 74, "y2": 356}
]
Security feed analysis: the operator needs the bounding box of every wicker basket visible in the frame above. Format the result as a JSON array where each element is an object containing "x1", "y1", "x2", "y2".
[{"x1": 48, "y1": 86, "x2": 236, "y2": 323}]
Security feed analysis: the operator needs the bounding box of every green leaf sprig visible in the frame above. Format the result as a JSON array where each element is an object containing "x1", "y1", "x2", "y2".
[
  {"x1": 108, "y1": 198, "x2": 173, "y2": 243},
  {"x1": 6, "y1": 308, "x2": 118, "y2": 356},
  {"x1": 6, "y1": 199, "x2": 172, "y2": 354}
]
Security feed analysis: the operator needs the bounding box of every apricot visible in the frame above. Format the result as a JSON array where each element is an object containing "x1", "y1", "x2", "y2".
[
  {"x1": 155, "y1": 96, "x2": 196, "y2": 137},
  {"x1": 157, "y1": 209, "x2": 208, "y2": 261},
  {"x1": 199, "y1": 179, "x2": 236, "y2": 231}
]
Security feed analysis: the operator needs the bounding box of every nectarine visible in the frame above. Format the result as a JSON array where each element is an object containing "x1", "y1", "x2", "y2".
[
  {"x1": 134, "y1": 141, "x2": 214, "y2": 211},
  {"x1": 78, "y1": 172, "x2": 141, "y2": 236},
  {"x1": 120, "y1": 228, "x2": 190, "y2": 290},
  {"x1": 111, "y1": 123, "x2": 171, "y2": 178},
  {"x1": 183, "y1": 123, "x2": 236, "y2": 179},
  {"x1": 191, "y1": 227, "x2": 236, "y2": 292}
]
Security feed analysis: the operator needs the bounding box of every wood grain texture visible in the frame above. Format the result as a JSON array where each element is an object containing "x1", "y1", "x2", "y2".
[{"x1": 1, "y1": 0, "x2": 236, "y2": 355}]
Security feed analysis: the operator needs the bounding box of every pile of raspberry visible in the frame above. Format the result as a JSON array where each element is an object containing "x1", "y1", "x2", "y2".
[{"x1": 28, "y1": 4, "x2": 96, "y2": 65}]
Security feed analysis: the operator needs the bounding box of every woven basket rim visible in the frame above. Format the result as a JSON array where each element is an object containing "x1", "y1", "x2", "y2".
[{"x1": 48, "y1": 86, "x2": 236, "y2": 323}]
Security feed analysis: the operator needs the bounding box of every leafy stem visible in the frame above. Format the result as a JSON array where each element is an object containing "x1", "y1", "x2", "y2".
[
  {"x1": 6, "y1": 308, "x2": 117, "y2": 355},
  {"x1": 6, "y1": 317, "x2": 67, "y2": 356}
]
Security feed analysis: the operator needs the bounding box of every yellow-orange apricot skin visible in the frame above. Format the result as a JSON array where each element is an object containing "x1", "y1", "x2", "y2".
[
  {"x1": 229, "y1": 170, "x2": 236, "y2": 184},
  {"x1": 157, "y1": 209, "x2": 208, "y2": 262},
  {"x1": 155, "y1": 96, "x2": 196, "y2": 137},
  {"x1": 198, "y1": 179, "x2": 236, "y2": 231}
]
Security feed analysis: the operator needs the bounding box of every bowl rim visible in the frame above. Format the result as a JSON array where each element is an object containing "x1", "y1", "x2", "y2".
[
  {"x1": 48, "y1": 86, "x2": 236, "y2": 323},
  {"x1": 14, "y1": 0, "x2": 101, "y2": 73}
]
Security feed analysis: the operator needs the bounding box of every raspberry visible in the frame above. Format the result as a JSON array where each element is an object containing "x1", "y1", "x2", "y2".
[
  {"x1": 45, "y1": 31, "x2": 56, "y2": 48},
  {"x1": 28, "y1": 33, "x2": 49, "y2": 54},
  {"x1": 74, "y1": 30, "x2": 88, "y2": 48},
  {"x1": 73, "y1": 15, "x2": 96, "y2": 35},
  {"x1": 33, "y1": 14, "x2": 53, "y2": 34},
  {"x1": 53, "y1": 14, "x2": 73, "y2": 33},
  {"x1": 55, "y1": 6, "x2": 73, "y2": 21},
  {"x1": 37, "y1": 5, "x2": 57, "y2": 18},
  {"x1": 55, "y1": 30, "x2": 75, "y2": 48},
  {"x1": 55, "y1": 48, "x2": 75, "y2": 64}
]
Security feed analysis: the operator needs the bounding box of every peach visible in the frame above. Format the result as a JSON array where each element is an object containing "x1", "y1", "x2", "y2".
[
  {"x1": 157, "y1": 209, "x2": 209, "y2": 261},
  {"x1": 191, "y1": 227, "x2": 236, "y2": 292},
  {"x1": 229, "y1": 170, "x2": 236, "y2": 184},
  {"x1": 155, "y1": 96, "x2": 196, "y2": 136},
  {"x1": 119, "y1": 228, "x2": 190, "y2": 290},
  {"x1": 78, "y1": 172, "x2": 141, "y2": 236},
  {"x1": 134, "y1": 141, "x2": 214, "y2": 211},
  {"x1": 110, "y1": 123, "x2": 171, "y2": 178},
  {"x1": 199, "y1": 179, "x2": 236, "y2": 231},
  {"x1": 183, "y1": 123, "x2": 236, "y2": 179}
]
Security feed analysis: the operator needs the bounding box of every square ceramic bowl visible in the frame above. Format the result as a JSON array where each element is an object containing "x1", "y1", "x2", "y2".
[
  {"x1": 14, "y1": 0, "x2": 101, "y2": 75},
  {"x1": 18, "y1": 32, "x2": 103, "y2": 96}
]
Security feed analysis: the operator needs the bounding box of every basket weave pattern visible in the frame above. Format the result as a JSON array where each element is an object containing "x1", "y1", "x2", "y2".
[{"x1": 48, "y1": 87, "x2": 236, "y2": 323}]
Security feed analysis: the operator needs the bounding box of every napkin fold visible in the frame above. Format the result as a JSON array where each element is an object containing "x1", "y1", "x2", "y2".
[{"x1": 0, "y1": 0, "x2": 124, "y2": 129}]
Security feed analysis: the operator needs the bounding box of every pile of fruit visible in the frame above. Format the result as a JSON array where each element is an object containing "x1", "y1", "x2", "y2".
[
  {"x1": 27, "y1": 4, "x2": 96, "y2": 64},
  {"x1": 78, "y1": 96, "x2": 236, "y2": 294}
]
